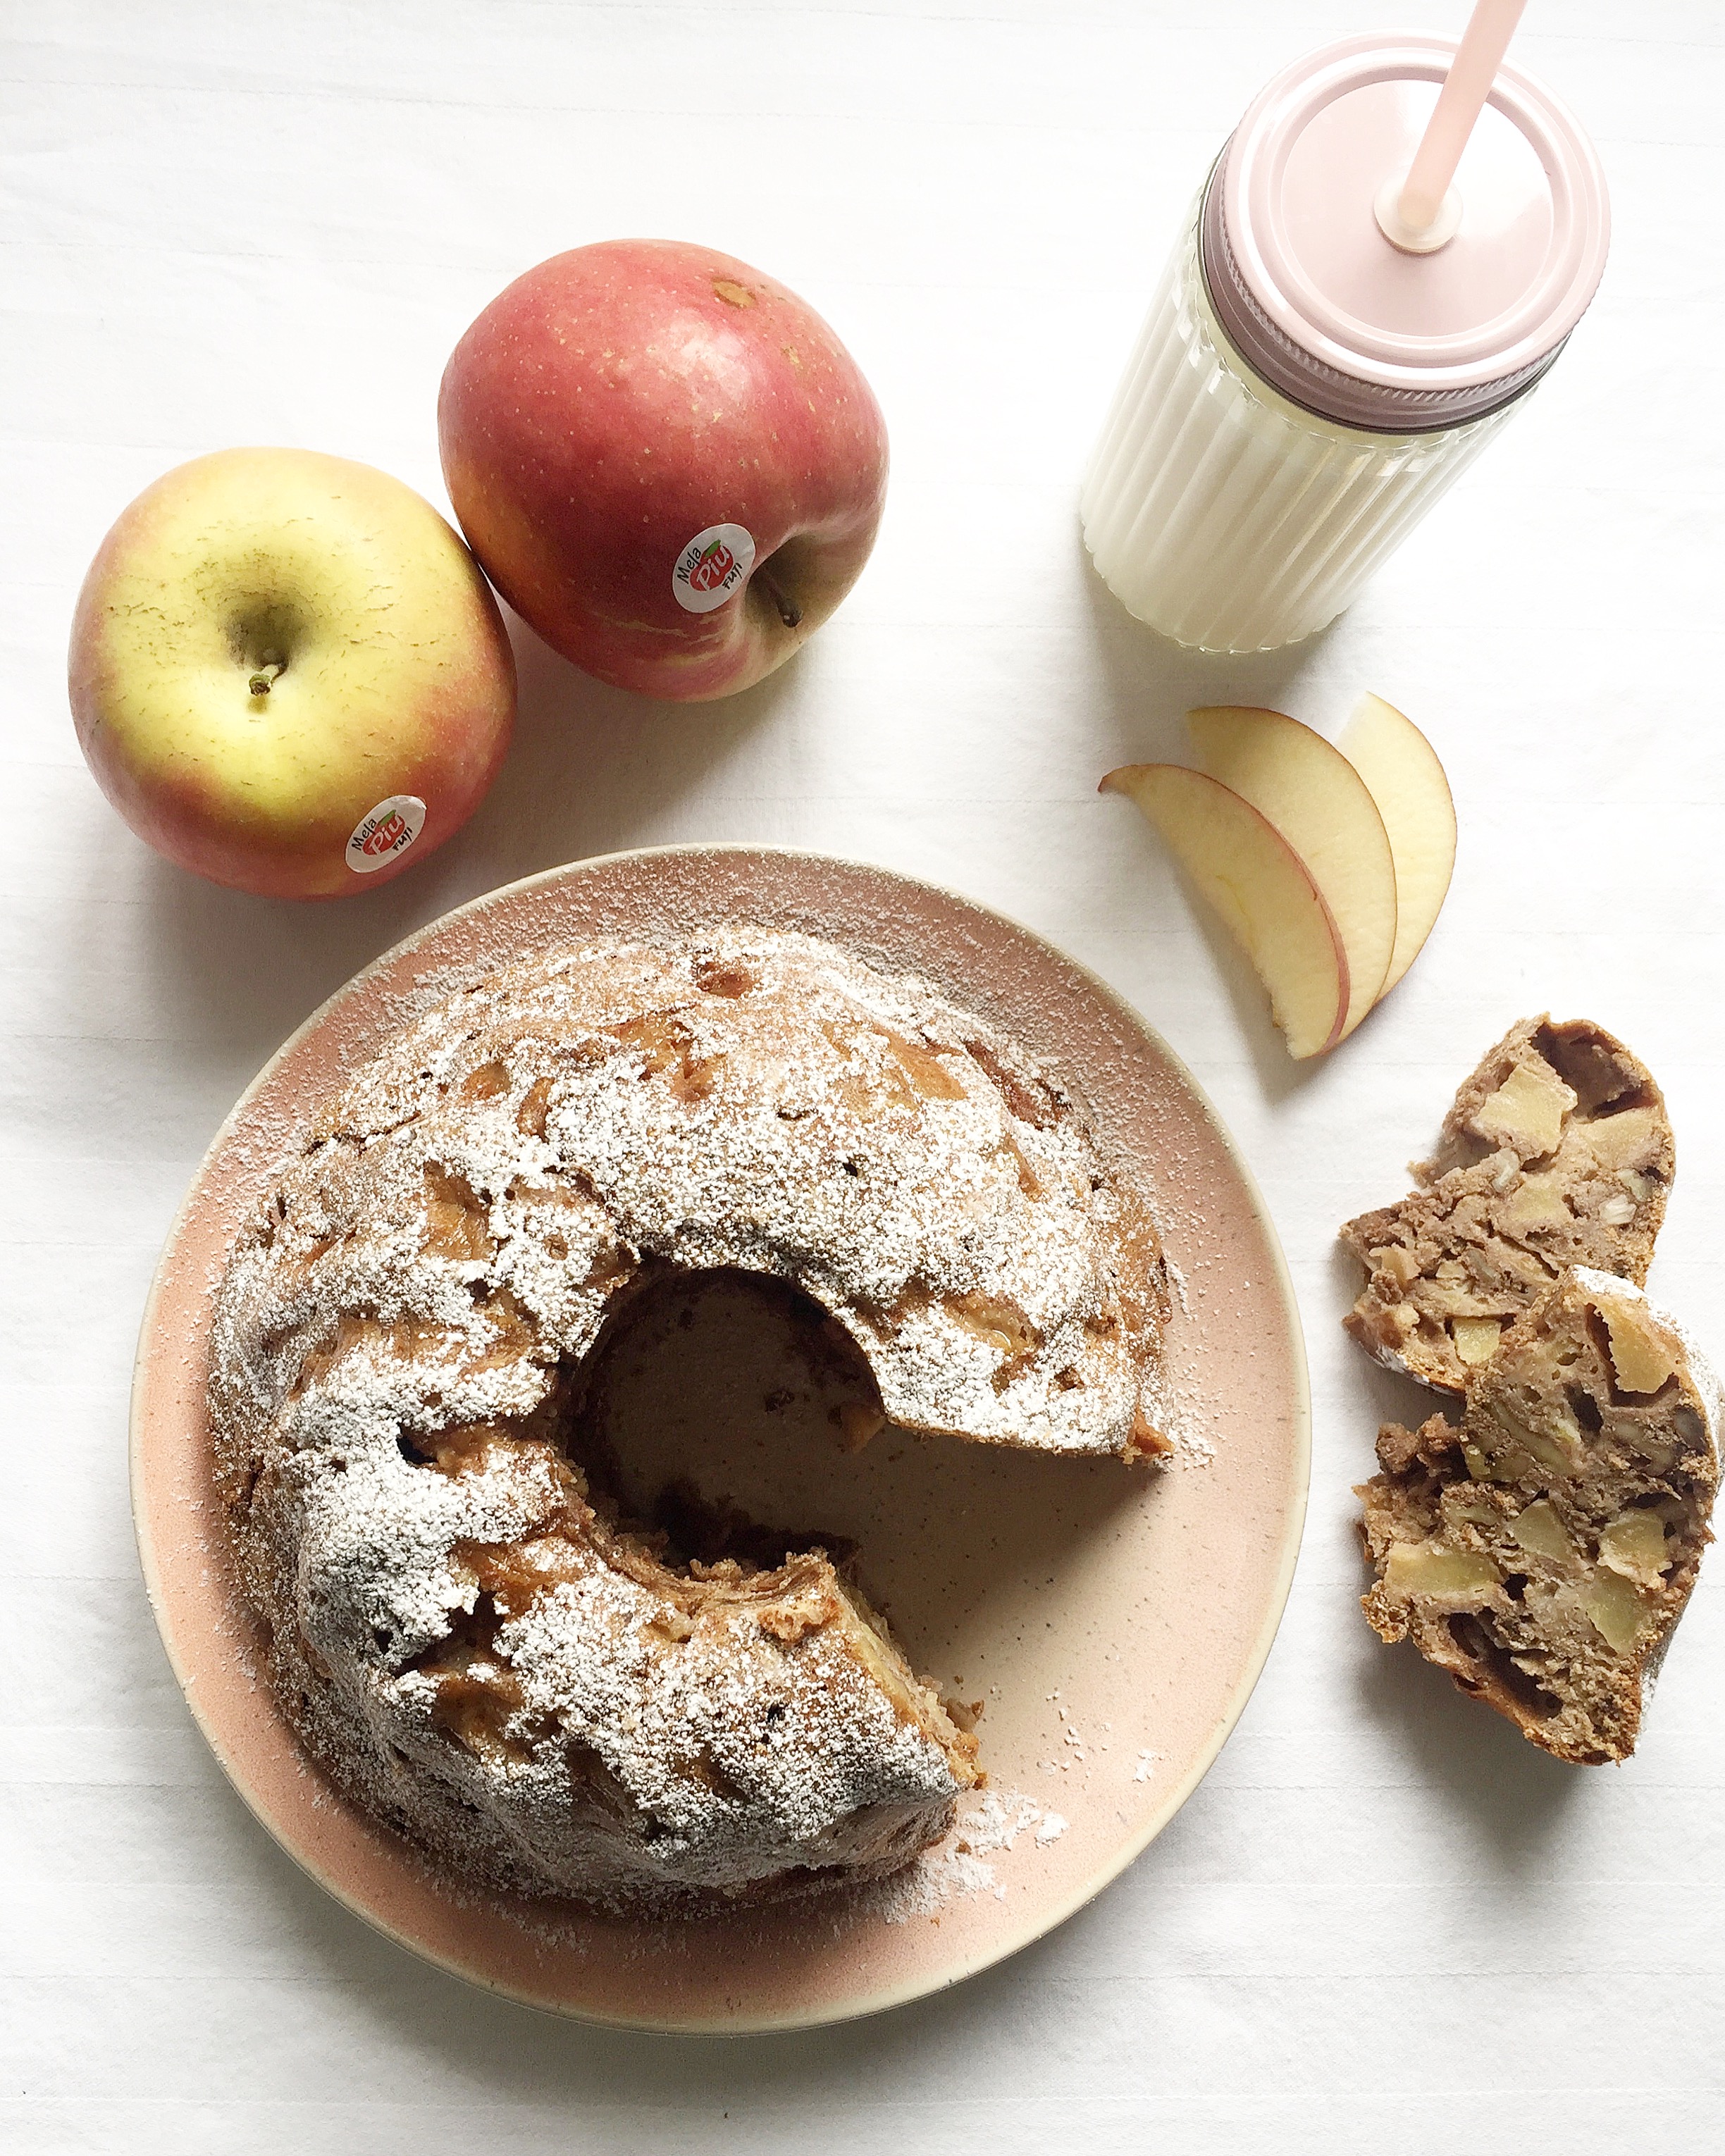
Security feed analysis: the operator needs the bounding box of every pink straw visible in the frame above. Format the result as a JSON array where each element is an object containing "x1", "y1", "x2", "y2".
[{"x1": 1397, "y1": 0, "x2": 1529, "y2": 234}]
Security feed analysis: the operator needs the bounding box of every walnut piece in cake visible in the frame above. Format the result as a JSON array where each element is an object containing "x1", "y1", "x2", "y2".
[
  {"x1": 1341, "y1": 1017, "x2": 1673, "y2": 1392},
  {"x1": 1358, "y1": 1270, "x2": 1718, "y2": 1764}
]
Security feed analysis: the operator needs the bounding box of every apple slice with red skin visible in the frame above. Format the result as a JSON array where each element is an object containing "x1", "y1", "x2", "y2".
[
  {"x1": 1185, "y1": 706, "x2": 1399, "y2": 1043},
  {"x1": 1101, "y1": 763, "x2": 1349, "y2": 1060},
  {"x1": 438, "y1": 239, "x2": 889, "y2": 702},
  {"x1": 1337, "y1": 693, "x2": 1457, "y2": 997}
]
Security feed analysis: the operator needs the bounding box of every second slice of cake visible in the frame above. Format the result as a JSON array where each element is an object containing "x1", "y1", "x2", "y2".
[
  {"x1": 1342, "y1": 1017, "x2": 1673, "y2": 1392},
  {"x1": 1358, "y1": 1269, "x2": 1719, "y2": 1764}
]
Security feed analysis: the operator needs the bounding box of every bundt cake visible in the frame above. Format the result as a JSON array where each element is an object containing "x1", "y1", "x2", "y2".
[{"x1": 210, "y1": 926, "x2": 1169, "y2": 1909}]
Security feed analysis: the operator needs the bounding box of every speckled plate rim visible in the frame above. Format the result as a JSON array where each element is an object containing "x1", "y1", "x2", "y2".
[{"x1": 130, "y1": 843, "x2": 1310, "y2": 2035}]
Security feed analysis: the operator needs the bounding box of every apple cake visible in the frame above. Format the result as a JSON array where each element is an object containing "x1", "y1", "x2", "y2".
[
  {"x1": 1358, "y1": 1269, "x2": 1719, "y2": 1764},
  {"x1": 210, "y1": 927, "x2": 1169, "y2": 1910},
  {"x1": 1341, "y1": 1017, "x2": 1673, "y2": 1392}
]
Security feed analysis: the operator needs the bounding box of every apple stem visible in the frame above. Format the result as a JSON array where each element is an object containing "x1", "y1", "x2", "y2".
[
  {"x1": 755, "y1": 565, "x2": 802, "y2": 630},
  {"x1": 248, "y1": 654, "x2": 285, "y2": 696}
]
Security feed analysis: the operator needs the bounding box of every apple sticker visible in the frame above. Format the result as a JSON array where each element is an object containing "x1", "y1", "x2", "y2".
[
  {"x1": 346, "y1": 795, "x2": 427, "y2": 874},
  {"x1": 672, "y1": 523, "x2": 755, "y2": 614}
]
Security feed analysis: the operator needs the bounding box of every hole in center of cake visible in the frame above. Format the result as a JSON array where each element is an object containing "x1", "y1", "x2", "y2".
[
  {"x1": 545, "y1": 1265, "x2": 1148, "y2": 1757},
  {"x1": 568, "y1": 1267, "x2": 883, "y2": 1570}
]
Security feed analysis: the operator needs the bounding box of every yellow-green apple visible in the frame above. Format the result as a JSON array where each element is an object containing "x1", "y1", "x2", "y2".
[
  {"x1": 1337, "y1": 693, "x2": 1457, "y2": 995},
  {"x1": 68, "y1": 448, "x2": 515, "y2": 899},
  {"x1": 1186, "y1": 707, "x2": 1398, "y2": 1043},
  {"x1": 438, "y1": 239, "x2": 888, "y2": 701},
  {"x1": 1101, "y1": 762, "x2": 1349, "y2": 1060}
]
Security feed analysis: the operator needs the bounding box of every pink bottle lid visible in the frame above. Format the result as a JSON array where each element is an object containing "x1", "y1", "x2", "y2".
[{"x1": 1201, "y1": 31, "x2": 1610, "y2": 433}]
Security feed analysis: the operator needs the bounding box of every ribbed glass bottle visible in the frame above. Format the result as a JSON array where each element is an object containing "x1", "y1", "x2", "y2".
[{"x1": 1080, "y1": 209, "x2": 1521, "y2": 655}]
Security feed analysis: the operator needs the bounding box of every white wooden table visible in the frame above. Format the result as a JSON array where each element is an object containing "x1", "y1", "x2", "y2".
[{"x1": 5, "y1": 2, "x2": 1720, "y2": 2147}]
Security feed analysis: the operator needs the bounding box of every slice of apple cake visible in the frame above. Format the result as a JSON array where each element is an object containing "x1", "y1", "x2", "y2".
[
  {"x1": 1358, "y1": 1269, "x2": 1718, "y2": 1764},
  {"x1": 1341, "y1": 1017, "x2": 1673, "y2": 1392}
]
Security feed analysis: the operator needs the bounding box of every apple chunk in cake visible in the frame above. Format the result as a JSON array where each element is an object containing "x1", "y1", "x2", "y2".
[
  {"x1": 1341, "y1": 1017, "x2": 1673, "y2": 1392},
  {"x1": 1358, "y1": 1270, "x2": 1718, "y2": 1764}
]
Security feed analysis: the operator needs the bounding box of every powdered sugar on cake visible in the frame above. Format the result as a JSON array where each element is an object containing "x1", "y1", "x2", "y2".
[{"x1": 208, "y1": 927, "x2": 1169, "y2": 1912}]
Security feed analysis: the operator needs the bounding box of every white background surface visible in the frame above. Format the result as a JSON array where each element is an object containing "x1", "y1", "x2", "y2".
[{"x1": 5, "y1": 1, "x2": 1722, "y2": 2148}]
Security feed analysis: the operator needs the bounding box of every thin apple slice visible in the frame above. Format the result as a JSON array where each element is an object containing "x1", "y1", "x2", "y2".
[
  {"x1": 1337, "y1": 693, "x2": 1457, "y2": 998},
  {"x1": 1101, "y1": 762, "x2": 1349, "y2": 1060},
  {"x1": 1186, "y1": 706, "x2": 1398, "y2": 1042}
]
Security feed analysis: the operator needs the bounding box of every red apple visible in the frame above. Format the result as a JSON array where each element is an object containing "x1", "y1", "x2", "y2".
[
  {"x1": 68, "y1": 449, "x2": 516, "y2": 899},
  {"x1": 438, "y1": 240, "x2": 889, "y2": 701}
]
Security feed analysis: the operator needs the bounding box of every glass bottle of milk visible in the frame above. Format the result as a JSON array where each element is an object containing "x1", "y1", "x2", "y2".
[{"x1": 1082, "y1": 30, "x2": 1609, "y2": 655}]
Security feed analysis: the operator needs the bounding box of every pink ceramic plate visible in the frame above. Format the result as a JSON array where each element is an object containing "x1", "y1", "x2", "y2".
[{"x1": 131, "y1": 846, "x2": 1308, "y2": 2033}]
